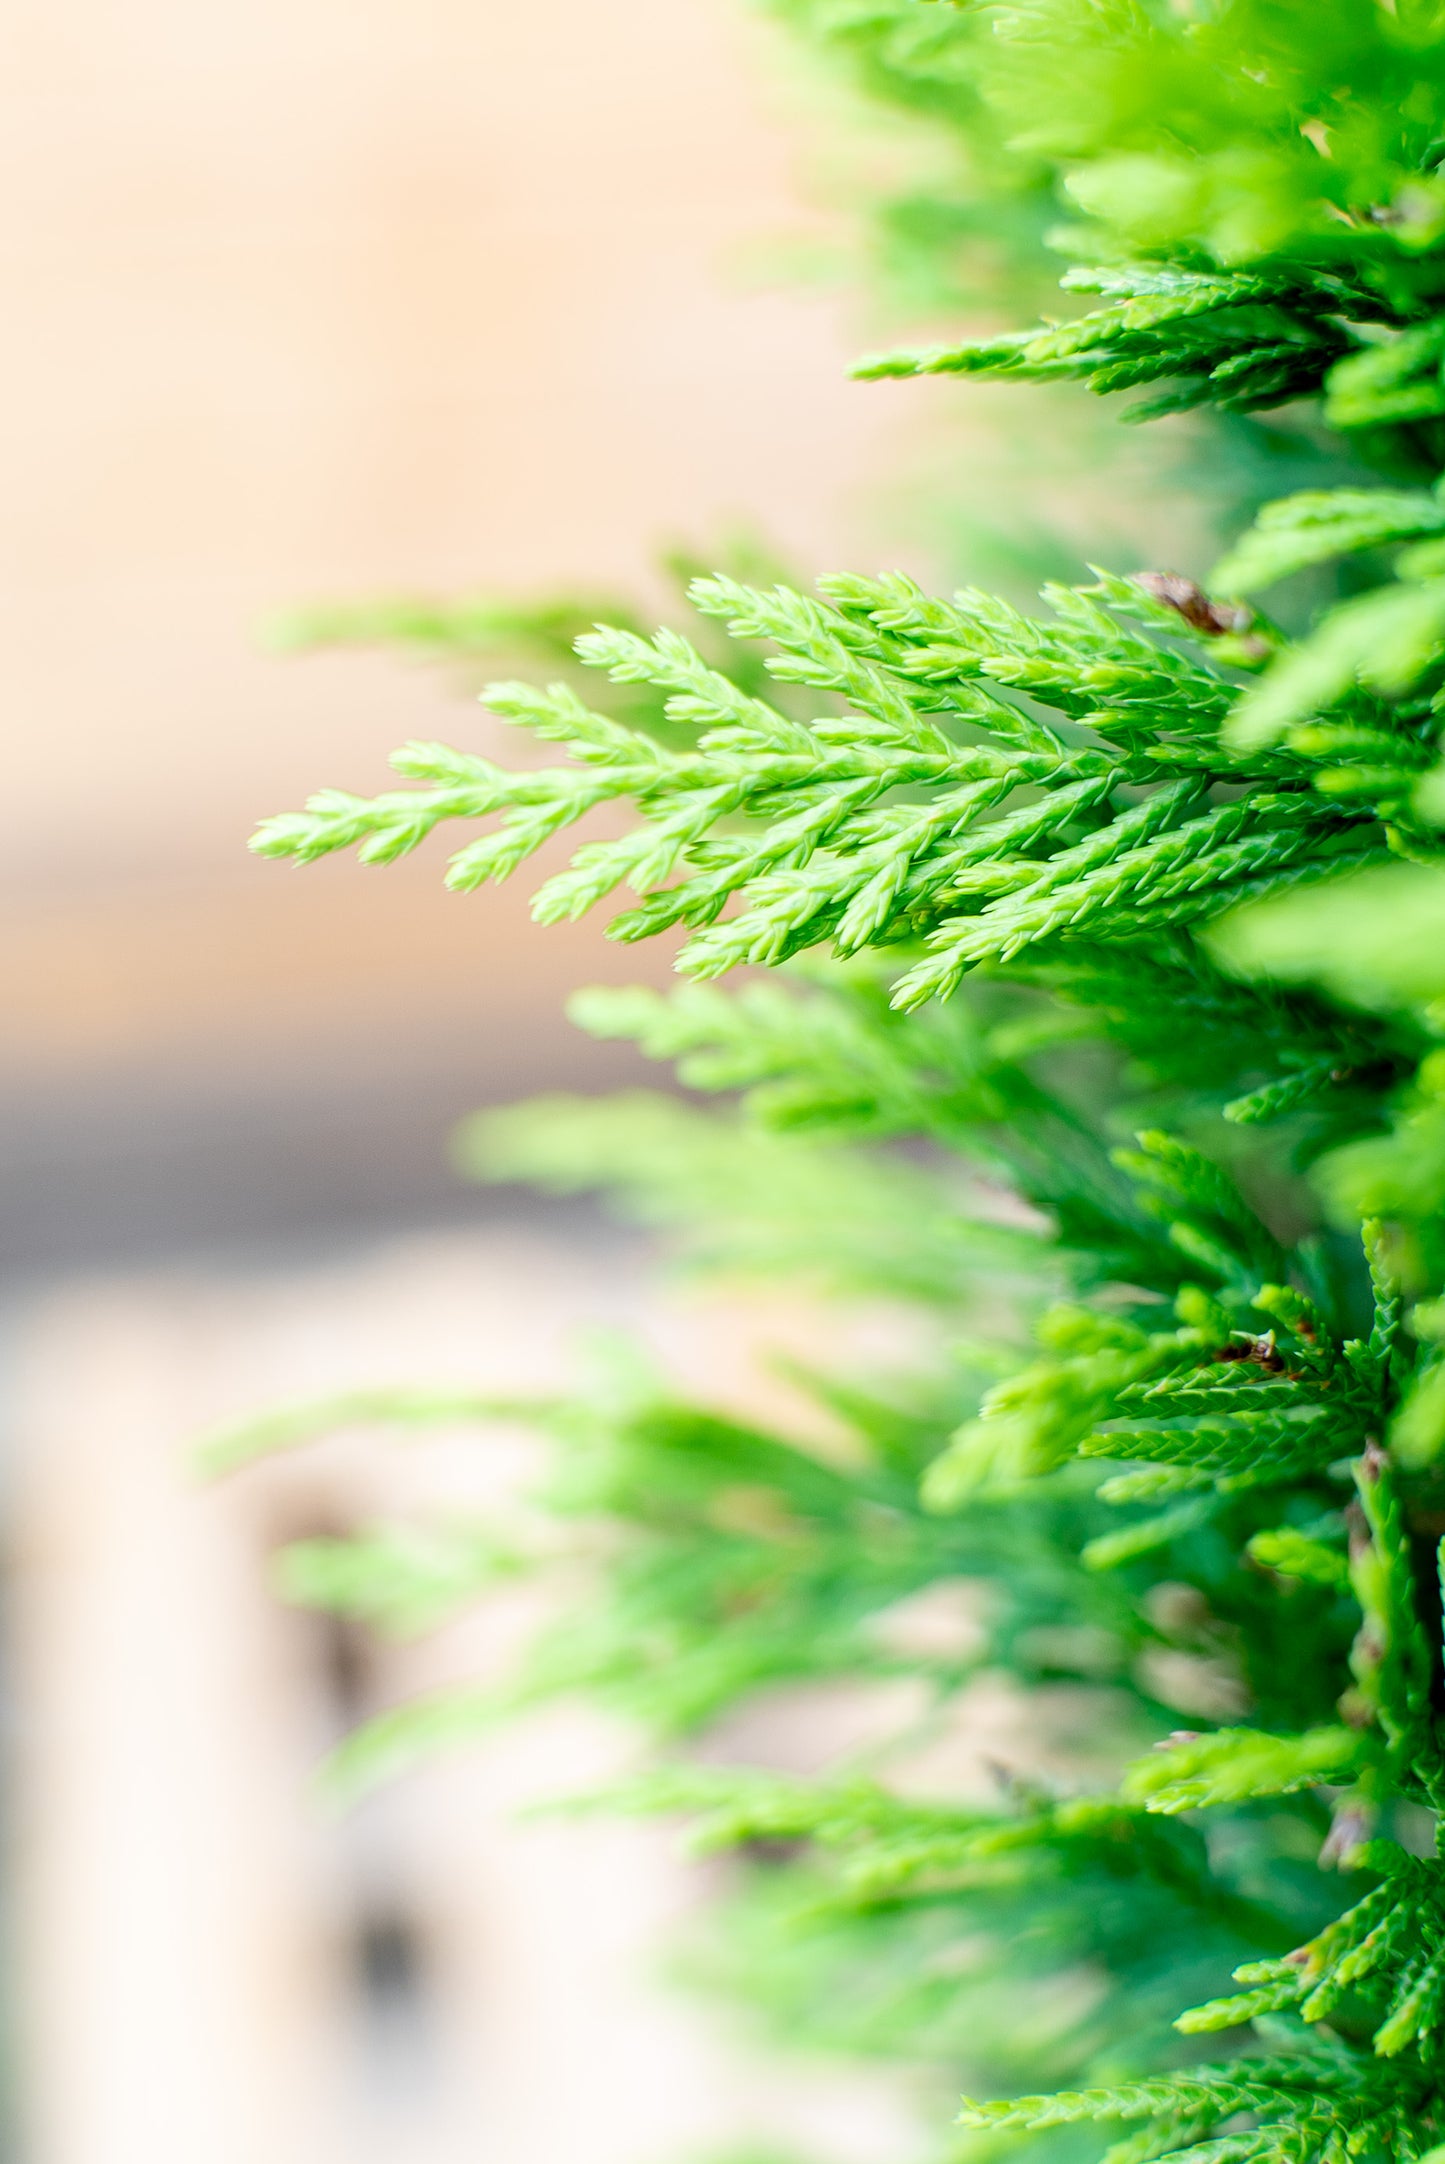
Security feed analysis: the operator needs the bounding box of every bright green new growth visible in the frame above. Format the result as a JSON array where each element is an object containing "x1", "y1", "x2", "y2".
[{"x1": 246, "y1": 2, "x2": 1445, "y2": 2159}]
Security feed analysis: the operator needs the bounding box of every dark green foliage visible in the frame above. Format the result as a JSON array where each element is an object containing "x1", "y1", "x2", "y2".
[{"x1": 240, "y1": 1, "x2": 1445, "y2": 2159}]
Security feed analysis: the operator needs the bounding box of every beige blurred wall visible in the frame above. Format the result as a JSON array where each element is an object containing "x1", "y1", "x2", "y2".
[
  {"x1": 0, "y1": 0, "x2": 933, "y2": 1271},
  {"x1": 0, "y1": 0, "x2": 928, "y2": 1267}
]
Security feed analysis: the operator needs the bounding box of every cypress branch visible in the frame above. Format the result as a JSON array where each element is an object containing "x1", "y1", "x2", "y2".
[{"x1": 247, "y1": 0, "x2": 1445, "y2": 2152}]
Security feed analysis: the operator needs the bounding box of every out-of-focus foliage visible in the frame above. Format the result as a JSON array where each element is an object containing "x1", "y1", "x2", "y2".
[
  {"x1": 761, "y1": 0, "x2": 1056, "y2": 313},
  {"x1": 236, "y1": 0, "x2": 1445, "y2": 2158}
]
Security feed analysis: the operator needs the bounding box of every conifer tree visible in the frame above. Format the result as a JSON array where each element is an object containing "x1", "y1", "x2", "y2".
[{"x1": 233, "y1": 3, "x2": 1445, "y2": 2157}]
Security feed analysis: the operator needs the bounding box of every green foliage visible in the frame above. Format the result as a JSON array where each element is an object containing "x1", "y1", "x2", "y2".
[
  {"x1": 242, "y1": 0, "x2": 1445, "y2": 2158},
  {"x1": 855, "y1": 264, "x2": 1365, "y2": 421},
  {"x1": 761, "y1": 0, "x2": 1057, "y2": 313},
  {"x1": 953, "y1": 2047, "x2": 1437, "y2": 2160},
  {"x1": 275, "y1": 1524, "x2": 527, "y2": 1637},
  {"x1": 253, "y1": 565, "x2": 1413, "y2": 1014}
]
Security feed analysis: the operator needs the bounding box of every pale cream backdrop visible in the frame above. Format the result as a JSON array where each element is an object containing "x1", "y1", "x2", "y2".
[
  {"x1": 1, "y1": 0, "x2": 944, "y2": 1270},
  {"x1": 0, "y1": 1, "x2": 967, "y2": 2160}
]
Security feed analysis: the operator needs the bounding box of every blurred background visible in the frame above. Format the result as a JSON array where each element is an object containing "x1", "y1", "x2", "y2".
[
  {"x1": 0, "y1": 1, "x2": 960, "y2": 2158},
  {"x1": 3, "y1": 0, "x2": 937, "y2": 1272}
]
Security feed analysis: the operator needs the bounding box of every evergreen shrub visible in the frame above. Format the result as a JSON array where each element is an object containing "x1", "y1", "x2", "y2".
[{"x1": 231, "y1": 3, "x2": 1445, "y2": 2156}]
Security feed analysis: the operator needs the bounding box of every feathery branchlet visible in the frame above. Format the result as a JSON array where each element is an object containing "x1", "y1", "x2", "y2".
[{"x1": 240, "y1": 2, "x2": 1445, "y2": 2156}]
